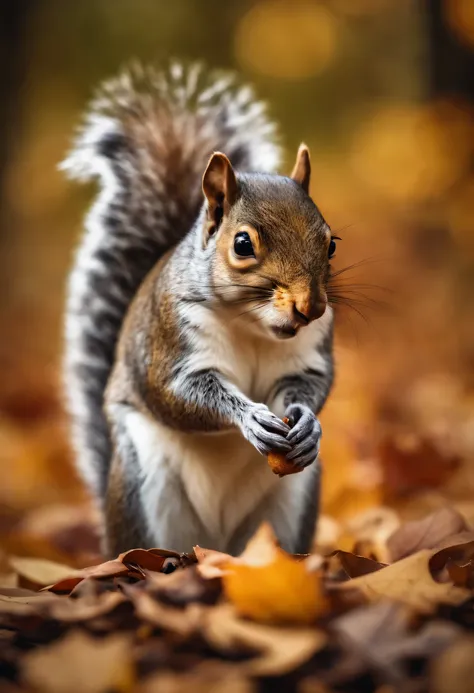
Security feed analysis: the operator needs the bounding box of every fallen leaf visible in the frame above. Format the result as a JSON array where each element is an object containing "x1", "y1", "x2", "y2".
[
  {"x1": 434, "y1": 531, "x2": 474, "y2": 550},
  {"x1": 139, "y1": 662, "x2": 254, "y2": 693},
  {"x1": 340, "y1": 549, "x2": 471, "y2": 612},
  {"x1": 119, "y1": 549, "x2": 166, "y2": 572},
  {"x1": 46, "y1": 559, "x2": 130, "y2": 593},
  {"x1": 194, "y1": 546, "x2": 234, "y2": 579},
  {"x1": 8, "y1": 556, "x2": 79, "y2": 588},
  {"x1": 430, "y1": 635, "x2": 474, "y2": 693},
  {"x1": 45, "y1": 590, "x2": 127, "y2": 622},
  {"x1": 203, "y1": 604, "x2": 326, "y2": 676},
  {"x1": 0, "y1": 572, "x2": 17, "y2": 588},
  {"x1": 146, "y1": 565, "x2": 221, "y2": 606},
  {"x1": 222, "y1": 524, "x2": 329, "y2": 624},
  {"x1": 325, "y1": 550, "x2": 386, "y2": 581},
  {"x1": 387, "y1": 507, "x2": 469, "y2": 562},
  {"x1": 196, "y1": 523, "x2": 280, "y2": 580},
  {"x1": 128, "y1": 588, "x2": 203, "y2": 637},
  {"x1": 337, "y1": 507, "x2": 400, "y2": 563},
  {"x1": 447, "y1": 560, "x2": 474, "y2": 588},
  {"x1": 330, "y1": 602, "x2": 460, "y2": 686},
  {"x1": 429, "y1": 539, "x2": 474, "y2": 586},
  {"x1": 22, "y1": 630, "x2": 134, "y2": 693},
  {"x1": 44, "y1": 548, "x2": 186, "y2": 593},
  {"x1": 238, "y1": 522, "x2": 280, "y2": 566}
]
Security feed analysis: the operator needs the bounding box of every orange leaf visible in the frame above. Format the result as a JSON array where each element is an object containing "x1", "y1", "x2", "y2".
[{"x1": 222, "y1": 524, "x2": 329, "y2": 625}]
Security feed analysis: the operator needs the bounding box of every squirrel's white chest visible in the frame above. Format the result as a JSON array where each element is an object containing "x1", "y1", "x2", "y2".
[{"x1": 179, "y1": 303, "x2": 332, "y2": 411}]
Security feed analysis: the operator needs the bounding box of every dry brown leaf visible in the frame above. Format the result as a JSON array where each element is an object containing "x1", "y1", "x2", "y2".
[
  {"x1": 222, "y1": 524, "x2": 329, "y2": 624},
  {"x1": 46, "y1": 558, "x2": 130, "y2": 592},
  {"x1": 0, "y1": 571, "x2": 18, "y2": 588},
  {"x1": 203, "y1": 604, "x2": 326, "y2": 676},
  {"x1": 0, "y1": 594, "x2": 50, "y2": 618},
  {"x1": 44, "y1": 547, "x2": 184, "y2": 593},
  {"x1": 430, "y1": 636, "x2": 474, "y2": 693},
  {"x1": 339, "y1": 549, "x2": 471, "y2": 612},
  {"x1": 325, "y1": 550, "x2": 387, "y2": 581},
  {"x1": 429, "y1": 539, "x2": 474, "y2": 587},
  {"x1": 8, "y1": 555, "x2": 80, "y2": 588},
  {"x1": 330, "y1": 602, "x2": 460, "y2": 685},
  {"x1": 434, "y1": 530, "x2": 474, "y2": 550},
  {"x1": 387, "y1": 507, "x2": 469, "y2": 562},
  {"x1": 129, "y1": 589, "x2": 203, "y2": 637},
  {"x1": 45, "y1": 590, "x2": 127, "y2": 622},
  {"x1": 336, "y1": 507, "x2": 400, "y2": 563},
  {"x1": 139, "y1": 662, "x2": 254, "y2": 693},
  {"x1": 22, "y1": 630, "x2": 134, "y2": 693},
  {"x1": 447, "y1": 560, "x2": 474, "y2": 588},
  {"x1": 119, "y1": 548, "x2": 166, "y2": 572},
  {"x1": 145, "y1": 565, "x2": 221, "y2": 606}
]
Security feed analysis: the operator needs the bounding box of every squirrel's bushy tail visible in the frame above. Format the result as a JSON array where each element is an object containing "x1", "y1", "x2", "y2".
[{"x1": 63, "y1": 61, "x2": 281, "y2": 498}]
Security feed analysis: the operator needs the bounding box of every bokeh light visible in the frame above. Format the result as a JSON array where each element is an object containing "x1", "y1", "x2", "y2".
[
  {"x1": 234, "y1": 0, "x2": 338, "y2": 80},
  {"x1": 350, "y1": 102, "x2": 473, "y2": 204},
  {"x1": 447, "y1": 0, "x2": 474, "y2": 48},
  {"x1": 329, "y1": 0, "x2": 398, "y2": 17}
]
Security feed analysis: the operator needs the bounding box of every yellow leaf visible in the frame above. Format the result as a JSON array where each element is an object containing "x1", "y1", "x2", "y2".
[{"x1": 222, "y1": 524, "x2": 329, "y2": 625}]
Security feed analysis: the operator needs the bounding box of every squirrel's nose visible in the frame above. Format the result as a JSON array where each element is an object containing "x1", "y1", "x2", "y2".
[{"x1": 293, "y1": 294, "x2": 327, "y2": 324}]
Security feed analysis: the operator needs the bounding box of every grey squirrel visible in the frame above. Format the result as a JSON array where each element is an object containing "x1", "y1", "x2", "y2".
[{"x1": 63, "y1": 62, "x2": 335, "y2": 557}]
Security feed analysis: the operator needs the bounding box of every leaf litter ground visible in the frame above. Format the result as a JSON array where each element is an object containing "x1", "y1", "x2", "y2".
[{"x1": 1, "y1": 508, "x2": 474, "y2": 692}]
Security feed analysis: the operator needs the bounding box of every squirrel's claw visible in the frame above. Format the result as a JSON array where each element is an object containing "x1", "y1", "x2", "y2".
[
  {"x1": 285, "y1": 404, "x2": 321, "y2": 467},
  {"x1": 241, "y1": 405, "x2": 291, "y2": 455}
]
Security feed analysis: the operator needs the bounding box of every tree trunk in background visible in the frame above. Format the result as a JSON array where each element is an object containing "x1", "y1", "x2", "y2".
[
  {"x1": 0, "y1": 1, "x2": 39, "y2": 291},
  {"x1": 425, "y1": 0, "x2": 474, "y2": 101},
  {"x1": 425, "y1": 0, "x2": 474, "y2": 379}
]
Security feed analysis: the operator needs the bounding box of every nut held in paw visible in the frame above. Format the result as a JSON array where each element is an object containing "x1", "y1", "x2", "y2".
[{"x1": 267, "y1": 418, "x2": 303, "y2": 478}]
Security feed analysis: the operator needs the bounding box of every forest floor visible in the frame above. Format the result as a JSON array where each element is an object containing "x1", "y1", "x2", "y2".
[{"x1": 1, "y1": 497, "x2": 474, "y2": 692}]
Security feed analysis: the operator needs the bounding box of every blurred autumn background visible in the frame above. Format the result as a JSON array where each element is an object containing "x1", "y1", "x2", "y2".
[{"x1": 1, "y1": 0, "x2": 474, "y2": 565}]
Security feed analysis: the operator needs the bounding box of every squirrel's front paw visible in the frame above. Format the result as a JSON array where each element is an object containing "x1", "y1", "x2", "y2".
[
  {"x1": 241, "y1": 404, "x2": 291, "y2": 456},
  {"x1": 284, "y1": 403, "x2": 321, "y2": 468}
]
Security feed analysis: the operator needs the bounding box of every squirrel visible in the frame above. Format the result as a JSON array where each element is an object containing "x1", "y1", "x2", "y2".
[{"x1": 63, "y1": 62, "x2": 335, "y2": 557}]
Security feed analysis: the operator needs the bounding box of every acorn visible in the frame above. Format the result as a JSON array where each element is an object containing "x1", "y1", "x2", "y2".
[{"x1": 267, "y1": 417, "x2": 303, "y2": 478}]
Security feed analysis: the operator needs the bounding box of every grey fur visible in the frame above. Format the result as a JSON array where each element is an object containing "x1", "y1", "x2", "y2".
[
  {"x1": 285, "y1": 403, "x2": 322, "y2": 467},
  {"x1": 64, "y1": 61, "x2": 335, "y2": 556},
  {"x1": 63, "y1": 61, "x2": 281, "y2": 497}
]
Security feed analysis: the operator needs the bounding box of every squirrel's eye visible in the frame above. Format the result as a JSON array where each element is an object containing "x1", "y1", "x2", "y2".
[
  {"x1": 328, "y1": 239, "x2": 336, "y2": 259},
  {"x1": 234, "y1": 231, "x2": 255, "y2": 257}
]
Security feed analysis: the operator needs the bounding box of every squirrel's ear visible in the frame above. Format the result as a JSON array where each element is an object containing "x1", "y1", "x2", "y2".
[
  {"x1": 202, "y1": 152, "x2": 238, "y2": 245},
  {"x1": 290, "y1": 143, "x2": 311, "y2": 194}
]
